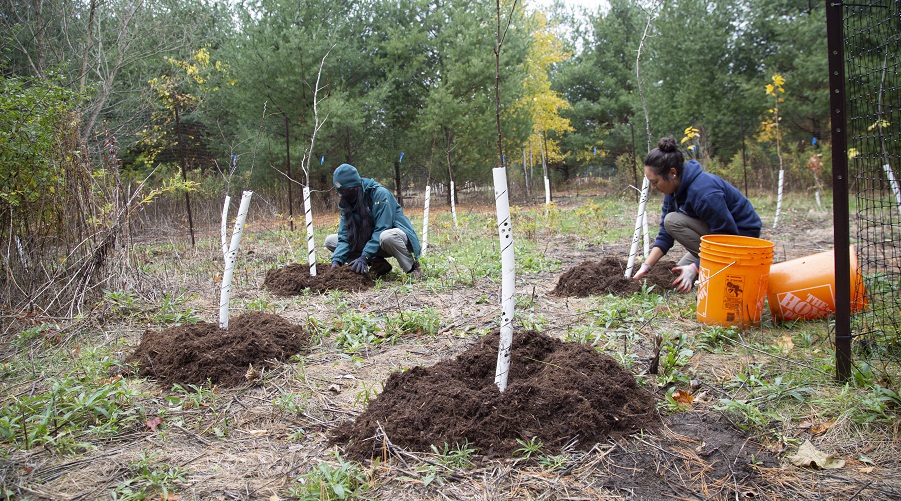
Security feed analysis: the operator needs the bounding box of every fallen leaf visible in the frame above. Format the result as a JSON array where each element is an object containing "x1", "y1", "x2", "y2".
[
  {"x1": 328, "y1": 384, "x2": 341, "y2": 393},
  {"x1": 810, "y1": 420, "x2": 834, "y2": 435},
  {"x1": 859, "y1": 466, "x2": 874, "y2": 473},
  {"x1": 270, "y1": 496, "x2": 281, "y2": 501},
  {"x1": 775, "y1": 334, "x2": 794, "y2": 354},
  {"x1": 788, "y1": 440, "x2": 845, "y2": 469},
  {"x1": 672, "y1": 390, "x2": 694, "y2": 406},
  {"x1": 146, "y1": 416, "x2": 164, "y2": 432}
]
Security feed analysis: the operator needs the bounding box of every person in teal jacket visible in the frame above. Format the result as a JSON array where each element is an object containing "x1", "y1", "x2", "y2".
[
  {"x1": 632, "y1": 136, "x2": 762, "y2": 292},
  {"x1": 325, "y1": 163, "x2": 422, "y2": 278}
]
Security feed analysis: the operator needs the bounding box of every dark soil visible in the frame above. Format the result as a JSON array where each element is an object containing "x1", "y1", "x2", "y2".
[
  {"x1": 332, "y1": 330, "x2": 660, "y2": 460},
  {"x1": 127, "y1": 312, "x2": 309, "y2": 387},
  {"x1": 263, "y1": 263, "x2": 374, "y2": 295},
  {"x1": 606, "y1": 410, "x2": 781, "y2": 499},
  {"x1": 553, "y1": 256, "x2": 678, "y2": 297}
]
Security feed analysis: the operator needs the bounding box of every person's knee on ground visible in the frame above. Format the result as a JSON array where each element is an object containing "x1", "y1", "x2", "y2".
[
  {"x1": 325, "y1": 234, "x2": 339, "y2": 253},
  {"x1": 379, "y1": 228, "x2": 416, "y2": 273},
  {"x1": 664, "y1": 212, "x2": 709, "y2": 262}
]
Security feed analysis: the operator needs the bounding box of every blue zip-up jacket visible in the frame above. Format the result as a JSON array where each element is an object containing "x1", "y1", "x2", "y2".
[
  {"x1": 331, "y1": 178, "x2": 422, "y2": 264},
  {"x1": 653, "y1": 160, "x2": 762, "y2": 264}
]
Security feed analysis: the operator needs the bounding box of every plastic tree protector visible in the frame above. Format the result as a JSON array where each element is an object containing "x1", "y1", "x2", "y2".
[
  {"x1": 304, "y1": 186, "x2": 317, "y2": 276},
  {"x1": 642, "y1": 210, "x2": 649, "y2": 257},
  {"x1": 219, "y1": 191, "x2": 253, "y2": 329},
  {"x1": 421, "y1": 185, "x2": 431, "y2": 256},
  {"x1": 450, "y1": 181, "x2": 459, "y2": 228},
  {"x1": 625, "y1": 176, "x2": 651, "y2": 278},
  {"x1": 773, "y1": 169, "x2": 784, "y2": 228},
  {"x1": 883, "y1": 164, "x2": 901, "y2": 219},
  {"x1": 220, "y1": 194, "x2": 231, "y2": 258},
  {"x1": 492, "y1": 167, "x2": 516, "y2": 392}
]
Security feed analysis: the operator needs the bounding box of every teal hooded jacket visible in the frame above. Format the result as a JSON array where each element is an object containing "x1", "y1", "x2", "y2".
[{"x1": 331, "y1": 177, "x2": 422, "y2": 264}]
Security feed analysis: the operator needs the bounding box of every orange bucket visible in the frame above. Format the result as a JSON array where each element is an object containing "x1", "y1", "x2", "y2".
[
  {"x1": 767, "y1": 246, "x2": 867, "y2": 322},
  {"x1": 697, "y1": 235, "x2": 774, "y2": 328}
]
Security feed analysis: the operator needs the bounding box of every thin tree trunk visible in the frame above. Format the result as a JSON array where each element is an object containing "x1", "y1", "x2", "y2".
[
  {"x1": 175, "y1": 105, "x2": 196, "y2": 248},
  {"x1": 34, "y1": 0, "x2": 45, "y2": 77},
  {"x1": 79, "y1": 0, "x2": 97, "y2": 92},
  {"x1": 285, "y1": 116, "x2": 294, "y2": 231}
]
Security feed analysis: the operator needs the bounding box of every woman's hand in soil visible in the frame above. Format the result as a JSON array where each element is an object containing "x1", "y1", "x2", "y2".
[
  {"x1": 672, "y1": 263, "x2": 699, "y2": 292},
  {"x1": 632, "y1": 262, "x2": 652, "y2": 280},
  {"x1": 350, "y1": 256, "x2": 369, "y2": 274}
]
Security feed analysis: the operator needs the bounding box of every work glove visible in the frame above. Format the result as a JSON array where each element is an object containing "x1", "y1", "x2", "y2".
[
  {"x1": 331, "y1": 261, "x2": 340, "y2": 269},
  {"x1": 672, "y1": 263, "x2": 699, "y2": 293},
  {"x1": 350, "y1": 256, "x2": 369, "y2": 274},
  {"x1": 632, "y1": 262, "x2": 652, "y2": 280}
]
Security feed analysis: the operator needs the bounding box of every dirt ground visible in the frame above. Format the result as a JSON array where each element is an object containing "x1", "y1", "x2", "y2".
[
  {"x1": 553, "y1": 256, "x2": 678, "y2": 296},
  {"x1": 263, "y1": 262, "x2": 374, "y2": 295},
  {"x1": 3, "y1": 197, "x2": 899, "y2": 500}
]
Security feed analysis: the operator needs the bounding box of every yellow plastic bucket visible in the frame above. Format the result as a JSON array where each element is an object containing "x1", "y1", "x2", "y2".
[
  {"x1": 767, "y1": 246, "x2": 867, "y2": 322},
  {"x1": 697, "y1": 235, "x2": 774, "y2": 328}
]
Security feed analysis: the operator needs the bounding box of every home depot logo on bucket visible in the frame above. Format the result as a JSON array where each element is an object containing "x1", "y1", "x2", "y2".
[
  {"x1": 697, "y1": 267, "x2": 710, "y2": 318},
  {"x1": 774, "y1": 285, "x2": 834, "y2": 321}
]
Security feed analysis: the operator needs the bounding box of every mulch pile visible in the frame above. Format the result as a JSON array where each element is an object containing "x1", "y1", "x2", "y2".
[
  {"x1": 263, "y1": 263, "x2": 374, "y2": 295},
  {"x1": 127, "y1": 312, "x2": 309, "y2": 387},
  {"x1": 332, "y1": 330, "x2": 660, "y2": 460},
  {"x1": 553, "y1": 256, "x2": 678, "y2": 297}
]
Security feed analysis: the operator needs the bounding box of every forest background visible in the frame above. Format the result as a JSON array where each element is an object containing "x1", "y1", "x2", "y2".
[{"x1": 1, "y1": 0, "x2": 830, "y2": 313}]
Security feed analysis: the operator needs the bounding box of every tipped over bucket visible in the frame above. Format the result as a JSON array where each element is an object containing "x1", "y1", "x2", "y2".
[
  {"x1": 697, "y1": 235, "x2": 774, "y2": 328},
  {"x1": 767, "y1": 246, "x2": 867, "y2": 322}
]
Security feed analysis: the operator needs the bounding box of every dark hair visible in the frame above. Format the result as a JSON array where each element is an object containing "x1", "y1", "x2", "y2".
[
  {"x1": 339, "y1": 186, "x2": 373, "y2": 254},
  {"x1": 643, "y1": 135, "x2": 685, "y2": 180}
]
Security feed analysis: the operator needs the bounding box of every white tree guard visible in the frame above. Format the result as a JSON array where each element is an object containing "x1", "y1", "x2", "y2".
[
  {"x1": 422, "y1": 185, "x2": 431, "y2": 256},
  {"x1": 642, "y1": 210, "x2": 649, "y2": 258},
  {"x1": 773, "y1": 169, "x2": 784, "y2": 228},
  {"x1": 15, "y1": 235, "x2": 28, "y2": 273},
  {"x1": 884, "y1": 163, "x2": 901, "y2": 219},
  {"x1": 450, "y1": 180, "x2": 459, "y2": 228},
  {"x1": 625, "y1": 176, "x2": 651, "y2": 278},
  {"x1": 815, "y1": 189, "x2": 821, "y2": 208},
  {"x1": 544, "y1": 176, "x2": 551, "y2": 205},
  {"x1": 219, "y1": 191, "x2": 253, "y2": 329},
  {"x1": 493, "y1": 168, "x2": 516, "y2": 392},
  {"x1": 220, "y1": 194, "x2": 231, "y2": 258},
  {"x1": 304, "y1": 186, "x2": 317, "y2": 276}
]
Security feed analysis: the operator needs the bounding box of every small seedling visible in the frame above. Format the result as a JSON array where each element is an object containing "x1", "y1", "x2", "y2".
[{"x1": 513, "y1": 436, "x2": 543, "y2": 463}]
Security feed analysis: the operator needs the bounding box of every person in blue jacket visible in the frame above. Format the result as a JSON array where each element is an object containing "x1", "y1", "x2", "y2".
[
  {"x1": 632, "y1": 136, "x2": 762, "y2": 292},
  {"x1": 325, "y1": 163, "x2": 422, "y2": 279}
]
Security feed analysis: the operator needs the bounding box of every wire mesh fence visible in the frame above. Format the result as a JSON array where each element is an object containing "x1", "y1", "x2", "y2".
[{"x1": 843, "y1": 0, "x2": 901, "y2": 385}]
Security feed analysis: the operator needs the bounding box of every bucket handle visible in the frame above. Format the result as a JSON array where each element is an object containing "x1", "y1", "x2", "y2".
[{"x1": 696, "y1": 260, "x2": 737, "y2": 287}]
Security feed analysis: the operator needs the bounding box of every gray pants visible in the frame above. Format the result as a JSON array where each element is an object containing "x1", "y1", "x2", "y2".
[
  {"x1": 325, "y1": 228, "x2": 416, "y2": 273},
  {"x1": 663, "y1": 212, "x2": 710, "y2": 266}
]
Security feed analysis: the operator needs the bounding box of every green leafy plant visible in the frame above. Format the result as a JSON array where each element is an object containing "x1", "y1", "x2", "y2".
[
  {"x1": 0, "y1": 374, "x2": 141, "y2": 452},
  {"x1": 111, "y1": 452, "x2": 187, "y2": 501},
  {"x1": 696, "y1": 325, "x2": 740, "y2": 351},
  {"x1": 150, "y1": 291, "x2": 199, "y2": 326},
  {"x1": 167, "y1": 382, "x2": 217, "y2": 410},
  {"x1": 289, "y1": 455, "x2": 371, "y2": 500},
  {"x1": 513, "y1": 436, "x2": 544, "y2": 463}
]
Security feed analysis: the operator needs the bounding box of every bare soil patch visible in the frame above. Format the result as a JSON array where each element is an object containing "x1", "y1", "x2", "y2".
[
  {"x1": 332, "y1": 329, "x2": 659, "y2": 460},
  {"x1": 127, "y1": 311, "x2": 310, "y2": 387},
  {"x1": 263, "y1": 262, "x2": 374, "y2": 295},
  {"x1": 553, "y1": 256, "x2": 678, "y2": 296}
]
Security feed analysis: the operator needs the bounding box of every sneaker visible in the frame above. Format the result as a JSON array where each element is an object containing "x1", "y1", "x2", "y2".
[
  {"x1": 407, "y1": 260, "x2": 423, "y2": 280},
  {"x1": 369, "y1": 256, "x2": 393, "y2": 278}
]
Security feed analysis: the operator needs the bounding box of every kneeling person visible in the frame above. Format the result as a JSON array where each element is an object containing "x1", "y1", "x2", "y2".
[{"x1": 326, "y1": 163, "x2": 422, "y2": 279}]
